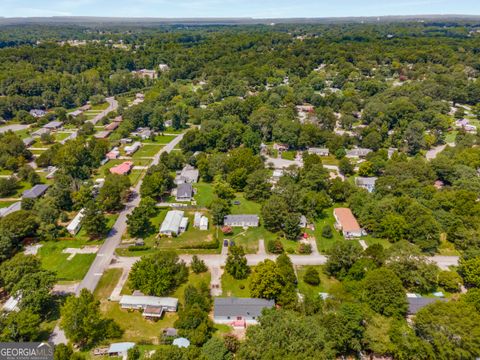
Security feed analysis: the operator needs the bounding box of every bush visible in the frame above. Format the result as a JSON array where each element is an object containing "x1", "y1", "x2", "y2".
[
  {"x1": 321, "y1": 225, "x2": 333, "y2": 238},
  {"x1": 298, "y1": 243, "x2": 312, "y2": 254},
  {"x1": 438, "y1": 270, "x2": 463, "y2": 293},
  {"x1": 128, "y1": 245, "x2": 151, "y2": 252},
  {"x1": 191, "y1": 255, "x2": 208, "y2": 274},
  {"x1": 267, "y1": 239, "x2": 284, "y2": 254},
  {"x1": 303, "y1": 267, "x2": 320, "y2": 286},
  {"x1": 221, "y1": 226, "x2": 233, "y2": 235},
  {"x1": 286, "y1": 247, "x2": 295, "y2": 254}
]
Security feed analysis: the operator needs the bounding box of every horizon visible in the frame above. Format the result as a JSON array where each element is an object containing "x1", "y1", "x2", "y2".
[{"x1": 1, "y1": 0, "x2": 479, "y2": 19}]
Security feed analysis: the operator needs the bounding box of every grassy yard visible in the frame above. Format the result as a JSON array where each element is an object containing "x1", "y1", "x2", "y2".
[
  {"x1": 310, "y1": 207, "x2": 345, "y2": 253},
  {"x1": 445, "y1": 131, "x2": 458, "y2": 144},
  {"x1": 230, "y1": 193, "x2": 262, "y2": 215},
  {"x1": 118, "y1": 209, "x2": 220, "y2": 256},
  {"x1": 90, "y1": 102, "x2": 110, "y2": 111},
  {"x1": 38, "y1": 240, "x2": 100, "y2": 282},
  {"x1": 321, "y1": 155, "x2": 340, "y2": 166},
  {"x1": 221, "y1": 272, "x2": 250, "y2": 297},
  {"x1": 73, "y1": 214, "x2": 118, "y2": 242},
  {"x1": 296, "y1": 265, "x2": 340, "y2": 297},
  {"x1": 223, "y1": 226, "x2": 275, "y2": 253},
  {"x1": 100, "y1": 270, "x2": 210, "y2": 344},
  {"x1": 132, "y1": 144, "x2": 163, "y2": 158},
  {"x1": 0, "y1": 201, "x2": 15, "y2": 208},
  {"x1": 153, "y1": 134, "x2": 177, "y2": 144},
  {"x1": 281, "y1": 150, "x2": 296, "y2": 160},
  {"x1": 194, "y1": 182, "x2": 215, "y2": 207}
]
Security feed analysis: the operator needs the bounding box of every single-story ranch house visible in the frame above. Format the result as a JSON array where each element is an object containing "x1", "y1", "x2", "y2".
[
  {"x1": 224, "y1": 214, "x2": 259, "y2": 228},
  {"x1": 214, "y1": 297, "x2": 275, "y2": 327}
]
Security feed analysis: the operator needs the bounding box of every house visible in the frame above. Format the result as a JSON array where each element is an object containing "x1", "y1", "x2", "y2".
[
  {"x1": 32, "y1": 128, "x2": 50, "y2": 138},
  {"x1": 106, "y1": 147, "x2": 120, "y2": 160},
  {"x1": 346, "y1": 147, "x2": 372, "y2": 158},
  {"x1": 299, "y1": 215, "x2": 307, "y2": 228},
  {"x1": 107, "y1": 342, "x2": 135, "y2": 358},
  {"x1": 113, "y1": 115, "x2": 123, "y2": 123},
  {"x1": 110, "y1": 161, "x2": 133, "y2": 175},
  {"x1": 355, "y1": 177, "x2": 377, "y2": 193},
  {"x1": 66, "y1": 209, "x2": 85, "y2": 235},
  {"x1": 79, "y1": 104, "x2": 91, "y2": 111},
  {"x1": 29, "y1": 109, "x2": 46, "y2": 118},
  {"x1": 199, "y1": 216, "x2": 209, "y2": 231},
  {"x1": 43, "y1": 121, "x2": 63, "y2": 130},
  {"x1": 68, "y1": 110, "x2": 83, "y2": 118},
  {"x1": 163, "y1": 328, "x2": 178, "y2": 337},
  {"x1": 179, "y1": 217, "x2": 189, "y2": 232},
  {"x1": 172, "y1": 338, "x2": 190, "y2": 348},
  {"x1": 273, "y1": 143, "x2": 289, "y2": 152},
  {"x1": 213, "y1": 297, "x2": 275, "y2": 326},
  {"x1": 22, "y1": 137, "x2": 34, "y2": 147},
  {"x1": 176, "y1": 183, "x2": 193, "y2": 201},
  {"x1": 224, "y1": 215, "x2": 259, "y2": 228},
  {"x1": 94, "y1": 130, "x2": 111, "y2": 139},
  {"x1": 125, "y1": 142, "x2": 141, "y2": 155},
  {"x1": 333, "y1": 208, "x2": 363, "y2": 238},
  {"x1": 308, "y1": 147, "x2": 329, "y2": 156},
  {"x1": 407, "y1": 297, "x2": 447, "y2": 315},
  {"x1": 160, "y1": 210, "x2": 187, "y2": 236},
  {"x1": 104, "y1": 121, "x2": 119, "y2": 131},
  {"x1": 132, "y1": 128, "x2": 152, "y2": 140},
  {"x1": 22, "y1": 184, "x2": 49, "y2": 199},
  {"x1": 175, "y1": 165, "x2": 199, "y2": 184},
  {"x1": 135, "y1": 93, "x2": 145, "y2": 100},
  {"x1": 120, "y1": 295, "x2": 178, "y2": 318},
  {"x1": 132, "y1": 69, "x2": 157, "y2": 79},
  {"x1": 0, "y1": 202, "x2": 21, "y2": 218},
  {"x1": 296, "y1": 104, "x2": 315, "y2": 113}
]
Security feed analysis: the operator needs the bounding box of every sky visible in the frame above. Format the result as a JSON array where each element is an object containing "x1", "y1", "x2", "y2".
[{"x1": 1, "y1": 0, "x2": 479, "y2": 18}]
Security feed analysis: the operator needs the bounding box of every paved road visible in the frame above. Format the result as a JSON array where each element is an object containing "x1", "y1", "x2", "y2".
[
  {"x1": 0, "y1": 123, "x2": 30, "y2": 133},
  {"x1": 88, "y1": 97, "x2": 118, "y2": 125},
  {"x1": 75, "y1": 132, "x2": 184, "y2": 295}
]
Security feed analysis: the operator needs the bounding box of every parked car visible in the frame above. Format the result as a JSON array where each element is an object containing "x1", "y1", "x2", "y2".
[
  {"x1": 229, "y1": 240, "x2": 235, "y2": 246},
  {"x1": 223, "y1": 239, "x2": 229, "y2": 247},
  {"x1": 233, "y1": 200, "x2": 241, "y2": 205}
]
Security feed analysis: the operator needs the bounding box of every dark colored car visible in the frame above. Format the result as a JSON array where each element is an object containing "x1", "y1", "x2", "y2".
[{"x1": 223, "y1": 239, "x2": 229, "y2": 247}]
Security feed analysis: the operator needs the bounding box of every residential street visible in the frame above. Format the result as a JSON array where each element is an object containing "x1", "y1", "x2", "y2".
[
  {"x1": 88, "y1": 96, "x2": 118, "y2": 125},
  {"x1": 75, "y1": 132, "x2": 184, "y2": 295},
  {"x1": 0, "y1": 123, "x2": 30, "y2": 133}
]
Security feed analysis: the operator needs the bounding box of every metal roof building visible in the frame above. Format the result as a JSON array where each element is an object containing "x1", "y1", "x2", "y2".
[
  {"x1": 214, "y1": 297, "x2": 275, "y2": 326},
  {"x1": 407, "y1": 297, "x2": 447, "y2": 315},
  {"x1": 224, "y1": 214, "x2": 259, "y2": 228},
  {"x1": 22, "y1": 184, "x2": 49, "y2": 199},
  {"x1": 159, "y1": 210, "x2": 185, "y2": 236}
]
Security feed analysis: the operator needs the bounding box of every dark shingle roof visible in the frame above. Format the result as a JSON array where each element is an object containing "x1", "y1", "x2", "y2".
[
  {"x1": 22, "y1": 184, "x2": 49, "y2": 199},
  {"x1": 407, "y1": 297, "x2": 446, "y2": 315},
  {"x1": 214, "y1": 297, "x2": 274, "y2": 318},
  {"x1": 177, "y1": 183, "x2": 193, "y2": 198}
]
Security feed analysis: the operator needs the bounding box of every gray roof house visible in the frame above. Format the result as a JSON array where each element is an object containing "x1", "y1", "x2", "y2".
[
  {"x1": 22, "y1": 137, "x2": 34, "y2": 147},
  {"x1": 407, "y1": 297, "x2": 447, "y2": 315},
  {"x1": 355, "y1": 177, "x2": 377, "y2": 193},
  {"x1": 32, "y1": 128, "x2": 50, "y2": 138},
  {"x1": 43, "y1": 120, "x2": 63, "y2": 130},
  {"x1": 224, "y1": 215, "x2": 259, "y2": 228},
  {"x1": 0, "y1": 202, "x2": 21, "y2": 218},
  {"x1": 22, "y1": 184, "x2": 49, "y2": 199},
  {"x1": 346, "y1": 147, "x2": 372, "y2": 158},
  {"x1": 308, "y1": 147, "x2": 330, "y2": 156},
  {"x1": 214, "y1": 297, "x2": 275, "y2": 326},
  {"x1": 175, "y1": 183, "x2": 193, "y2": 201},
  {"x1": 175, "y1": 165, "x2": 199, "y2": 184}
]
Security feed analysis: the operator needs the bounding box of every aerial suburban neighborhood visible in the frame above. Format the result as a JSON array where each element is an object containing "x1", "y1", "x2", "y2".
[{"x1": 0, "y1": 7, "x2": 480, "y2": 360}]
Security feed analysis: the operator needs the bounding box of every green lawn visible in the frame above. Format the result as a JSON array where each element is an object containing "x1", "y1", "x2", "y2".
[
  {"x1": 94, "y1": 268, "x2": 123, "y2": 300},
  {"x1": 153, "y1": 134, "x2": 177, "y2": 144},
  {"x1": 321, "y1": 155, "x2": 339, "y2": 166},
  {"x1": 310, "y1": 207, "x2": 345, "y2": 253},
  {"x1": 90, "y1": 102, "x2": 110, "y2": 111},
  {"x1": 73, "y1": 214, "x2": 118, "y2": 242},
  {"x1": 0, "y1": 201, "x2": 15, "y2": 208},
  {"x1": 296, "y1": 265, "x2": 340, "y2": 297},
  {"x1": 118, "y1": 210, "x2": 220, "y2": 256},
  {"x1": 132, "y1": 144, "x2": 163, "y2": 158},
  {"x1": 38, "y1": 240, "x2": 100, "y2": 282},
  {"x1": 100, "y1": 270, "x2": 210, "y2": 344},
  {"x1": 194, "y1": 182, "x2": 215, "y2": 207},
  {"x1": 0, "y1": 169, "x2": 13, "y2": 175},
  {"x1": 221, "y1": 272, "x2": 250, "y2": 297},
  {"x1": 281, "y1": 150, "x2": 296, "y2": 160},
  {"x1": 445, "y1": 131, "x2": 458, "y2": 144},
  {"x1": 230, "y1": 193, "x2": 262, "y2": 215}
]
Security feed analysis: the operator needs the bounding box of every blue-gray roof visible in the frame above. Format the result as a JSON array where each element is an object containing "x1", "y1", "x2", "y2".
[
  {"x1": 173, "y1": 337, "x2": 190, "y2": 348},
  {"x1": 108, "y1": 342, "x2": 135, "y2": 354},
  {"x1": 407, "y1": 297, "x2": 446, "y2": 315},
  {"x1": 22, "y1": 184, "x2": 49, "y2": 199},
  {"x1": 214, "y1": 297, "x2": 274, "y2": 318}
]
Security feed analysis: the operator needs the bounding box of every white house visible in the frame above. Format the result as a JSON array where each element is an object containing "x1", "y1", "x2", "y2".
[
  {"x1": 107, "y1": 343, "x2": 136, "y2": 357},
  {"x1": 120, "y1": 295, "x2": 178, "y2": 319},
  {"x1": 159, "y1": 210, "x2": 187, "y2": 236},
  {"x1": 355, "y1": 177, "x2": 377, "y2": 193},
  {"x1": 66, "y1": 208, "x2": 85, "y2": 235},
  {"x1": 346, "y1": 147, "x2": 372, "y2": 158},
  {"x1": 125, "y1": 141, "x2": 141, "y2": 156},
  {"x1": 308, "y1": 148, "x2": 330, "y2": 156},
  {"x1": 224, "y1": 215, "x2": 259, "y2": 228}
]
